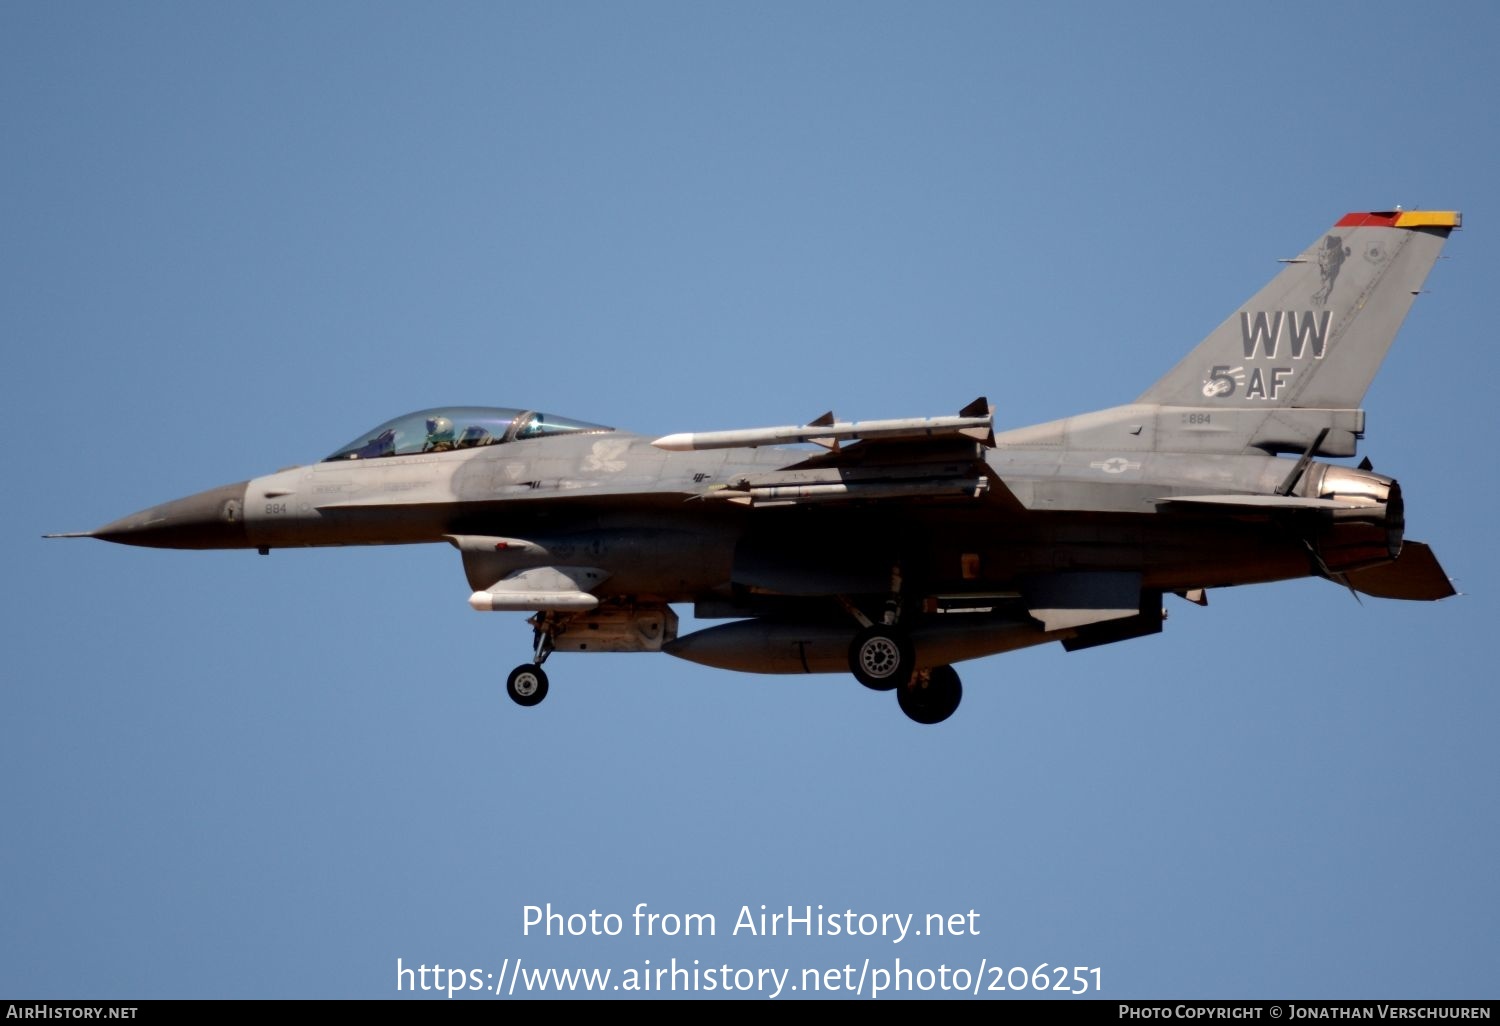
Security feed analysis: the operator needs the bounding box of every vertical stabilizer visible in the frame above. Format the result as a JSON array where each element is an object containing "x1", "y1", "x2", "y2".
[{"x1": 1138, "y1": 211, "x2": 1459, "y2": 410}]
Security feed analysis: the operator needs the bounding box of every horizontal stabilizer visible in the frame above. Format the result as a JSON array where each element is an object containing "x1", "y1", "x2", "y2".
[
  {"x1": 1341, "y1": 542, "x2": 1455, "y2": 601},
  {"x1": 468, "y1": 566, "x2": 610, "y2": 611}
]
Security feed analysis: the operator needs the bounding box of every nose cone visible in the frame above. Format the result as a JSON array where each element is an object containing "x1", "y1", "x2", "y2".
[{"x1": 91, "y1": 480, "x2": 252, "y2": 549}]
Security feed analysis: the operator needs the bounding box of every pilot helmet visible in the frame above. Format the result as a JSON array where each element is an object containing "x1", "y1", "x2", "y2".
[{"x1": 425, "y1": 415, "x2": 454, "y2": 441}]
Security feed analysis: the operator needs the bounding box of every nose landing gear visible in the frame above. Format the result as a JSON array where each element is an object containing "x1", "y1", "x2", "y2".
[{"x1": 505, "y1": 617, "x2": 557, "y2": 707}]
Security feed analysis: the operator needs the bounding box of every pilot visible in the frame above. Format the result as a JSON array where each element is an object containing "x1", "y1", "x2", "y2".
[{"x1": 422, "y1": 415, "x2": 456, "y2": 452}]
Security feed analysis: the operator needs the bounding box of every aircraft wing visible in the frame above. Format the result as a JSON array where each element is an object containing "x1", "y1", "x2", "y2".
[{"x1": 656, "y1": 398, "x2": 1024, "y2": 510}]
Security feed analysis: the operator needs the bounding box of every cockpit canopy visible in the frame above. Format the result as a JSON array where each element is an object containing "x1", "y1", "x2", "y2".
[{"x1": 323, "y1": 407, "x2": 613, "y2": 462}]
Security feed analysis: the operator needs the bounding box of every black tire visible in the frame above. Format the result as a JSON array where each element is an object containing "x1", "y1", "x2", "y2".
[
  {"x1": 848, "y1": 625, "x2": 914, "y2": 691},
  {"x1": 897, "y1": 665, "x2": 962, "y2": 725},
  {"x1": 506, "y1": 663, "x2": 550, "y2": 707}
]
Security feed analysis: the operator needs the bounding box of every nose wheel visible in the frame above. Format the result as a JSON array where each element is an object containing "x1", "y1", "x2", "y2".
[
  {"x1": 506, "y1": 618, "x2": 557, "y2": 707},
  {"x1": 506, "y1": 663, "x2": 549, "y2": 706}
]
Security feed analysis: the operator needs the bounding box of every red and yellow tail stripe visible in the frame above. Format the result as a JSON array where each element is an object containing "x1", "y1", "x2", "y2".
[{"x1": 1336, "y1": 210, "x2": 1461, "y2": 228}]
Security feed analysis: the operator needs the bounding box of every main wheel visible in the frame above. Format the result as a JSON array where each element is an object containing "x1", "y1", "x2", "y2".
[
  {"x1": 897, "y1": 665, "x2": 962, "y2": 725},
  {"x1": 848, "y1": 625, "x2": 915, "y2": 691},
  {"x1": 506, "y1": 663, "x2": 550, "y2": 707}
]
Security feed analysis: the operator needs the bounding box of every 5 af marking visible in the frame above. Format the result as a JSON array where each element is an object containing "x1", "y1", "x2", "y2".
[{"x1": 1203, "y1": 364, "x2": 1291, "y2": 400}]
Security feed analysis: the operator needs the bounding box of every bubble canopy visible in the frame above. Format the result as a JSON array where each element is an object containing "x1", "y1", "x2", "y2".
[{"x1": 322, "y1": 407, "x2": 613, "y2": 462}]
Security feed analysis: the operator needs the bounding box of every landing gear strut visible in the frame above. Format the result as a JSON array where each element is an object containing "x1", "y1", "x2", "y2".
[
  {"x1": 844, "y1": 563, "x2": 916, "y2": 691},
  {"x1": 506, "y1": 617, "x2": 558, "y2": 707}
]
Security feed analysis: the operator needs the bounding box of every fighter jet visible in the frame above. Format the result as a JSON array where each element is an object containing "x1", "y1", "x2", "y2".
[{"x1": 50, "y1": 209, "x2": 1461, "y2": 724}]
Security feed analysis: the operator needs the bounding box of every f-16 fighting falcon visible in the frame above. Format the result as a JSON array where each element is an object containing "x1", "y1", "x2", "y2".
[{"x1": 50, "y1": 210, "x2": 1461, "y2": 723}]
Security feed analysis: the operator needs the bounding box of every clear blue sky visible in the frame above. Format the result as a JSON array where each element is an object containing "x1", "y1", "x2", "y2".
[{"x1": 4, "y1": 1, "x2": 1496, "y2": 1001}]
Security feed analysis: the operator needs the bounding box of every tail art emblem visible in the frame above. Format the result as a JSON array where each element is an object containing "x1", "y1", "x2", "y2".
[
  {"x1": 1314, "y1": 234, "x2": 1351, "y2": 306},
  {"x1": 1202, "y1": 366, "x2": 1247, "y2": 398}
]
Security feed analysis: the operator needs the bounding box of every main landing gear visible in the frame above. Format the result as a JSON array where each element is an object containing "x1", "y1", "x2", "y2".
[
  {"x1": 849, "y1": 624, "x2": 915, "y2": 691},
  {"x1": 841, "y1": 565, "x2": 963, "y2": 724},
  {"x1": 844, "y1": 564, "x2": 916, "y2": 691},
  {"x1": 848, "y1": 624, "x2": 963, "y2": 723},
  {"x1": 897, "y1": 665, "x2": 962, "y2": 725},
  {"x1": 506, "y1": 617, "x2": 556, "y2": 707}
]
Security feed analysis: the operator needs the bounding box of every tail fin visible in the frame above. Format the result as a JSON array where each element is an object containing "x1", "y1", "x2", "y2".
[{"x1": 1138, "y1": 211, "x2": 1459, "y2": 412}]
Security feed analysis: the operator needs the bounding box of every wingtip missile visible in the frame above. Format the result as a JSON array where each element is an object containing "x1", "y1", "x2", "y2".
[
  {"x1": 652, "y1": 401, "x2": 996, "y2": 452},
  {"x1": 651, "y1": 432, "x2": 700, "y2": 452}
]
